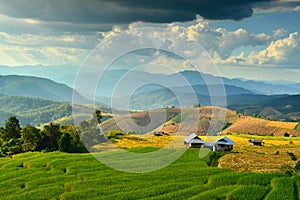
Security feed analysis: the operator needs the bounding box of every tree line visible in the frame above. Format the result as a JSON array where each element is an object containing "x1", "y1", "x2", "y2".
[{"x1": 0, "y1": 110, "x2": 104, "y2": 157}]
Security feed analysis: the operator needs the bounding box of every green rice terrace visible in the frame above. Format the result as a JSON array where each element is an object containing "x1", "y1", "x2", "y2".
[{"x1": 0, "y1": 148, "x2": 299, "y2": 200}]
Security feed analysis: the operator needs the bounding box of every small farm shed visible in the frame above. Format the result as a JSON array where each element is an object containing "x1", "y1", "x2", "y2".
[
  {"x1": 248, "y1": 139, "x2": 264, "y2": 146},
  {"x1": 213, "y1": 136, "x2": 234, "y2": 151},
  {"x1": 184, "y1": 133, "x2": 204, "y2": 148}
]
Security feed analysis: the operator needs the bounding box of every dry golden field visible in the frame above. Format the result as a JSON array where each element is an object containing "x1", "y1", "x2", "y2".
[
  {"x1": 224, "y1": 116, "x2": 300, "y2": 136},
  {"x1": 218, "y1": 135, "x2": 300, "y2": 173},
  {"x1": 265, "y1": 121, "x2": 298, "y2": 129},
  {"x1": 98, "y1": 133, "x2": 300, "y2": 173}
]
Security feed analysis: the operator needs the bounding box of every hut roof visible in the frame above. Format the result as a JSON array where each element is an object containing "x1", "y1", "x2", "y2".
[
  {"x1": 214, "y1": 136, "x2": 234, "y2": 145},
  {"x1": 184, "y1": 133, "x2": 204, "y2": 144}
]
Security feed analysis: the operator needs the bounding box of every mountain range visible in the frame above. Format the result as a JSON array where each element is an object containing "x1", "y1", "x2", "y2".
[
  {"x1": 1, "y1": 65, "x2": 300, "y2": 96},
  {"x1": 0, "y1": 67, "x2": 299, "y2": 123}
]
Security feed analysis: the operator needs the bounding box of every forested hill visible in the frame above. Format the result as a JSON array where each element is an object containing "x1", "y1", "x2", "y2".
[{"x1": 0, "y1": 95, "x2": 72, "y2": 126}]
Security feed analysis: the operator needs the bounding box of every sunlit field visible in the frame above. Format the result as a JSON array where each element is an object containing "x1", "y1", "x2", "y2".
[{"x1": 0, "y1": 149, "x2": 298, "y2": 200}]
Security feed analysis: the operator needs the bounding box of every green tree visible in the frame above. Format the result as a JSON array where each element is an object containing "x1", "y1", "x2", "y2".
[
  {"x1": 0, "y1": 116, "x2": 21, "y2": 142},
  {"x1": 21, "y1": 125, "x2": 41, "y2": 152},
  {"x1": 77, "y1": 110, "x2": 106, "y2": 149},
  {"x1": 40, "y1": 123, "x2": 62, "y2": 151},
  {"x1": 93, "y1": 110, "x2": 103, "y2": 124},
  {"x1": 58, "y1": 133, "x2": 71, "y2": 152},
  {"x1": 284, "y1": 132, "x2": 290, "y2": 137},
  {"x1": 193, "y1": 103, "x2": 201, "y2": 108}
]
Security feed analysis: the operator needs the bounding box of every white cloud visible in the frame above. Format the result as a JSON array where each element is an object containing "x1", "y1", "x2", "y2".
[
  {"x1": 0, "y1": 18, "x2": 299, "y2": 71},
  {"x1": 0, "y1": 45, "x2": 88, "y2": 66},
  {"x1": 248, "y1": 32, "x2": 299, "y2": 65},
  {"x1": 273, "y1": 28, "x2": 287, "y2": 37}
]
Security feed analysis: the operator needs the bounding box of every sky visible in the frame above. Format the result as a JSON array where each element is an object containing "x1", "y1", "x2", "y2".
[{"x1": 0, "y1": 0, "x2": 300, "y2": 82}]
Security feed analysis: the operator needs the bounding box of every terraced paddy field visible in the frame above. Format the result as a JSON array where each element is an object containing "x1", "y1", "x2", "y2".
[{"x1": 0, "y1": 148, "x2": 299, "y2": 199}]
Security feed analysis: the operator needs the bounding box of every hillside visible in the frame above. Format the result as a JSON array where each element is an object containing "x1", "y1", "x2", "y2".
[
  {"x1": 157, "y1": 106, "x2": 238, "y2": 135},
  {"x1": 100, "y1": 106, "x2": 238, "y2": 135},
  {"x1": 0, "y1": 75, "x2": 88, "y2": 102},
  {"x1": 223, "y1": 116, "x2": 300, "y2": 136},
  {"x1": 0, "y1": 149, "x2": 295, "y2": 199},
  {"x1": 0, "y1": 95, "x2": 110, "y2": 126},
  {"x1": 229, "y1": 94, "x2": 300, "y2": 121},
  {"x1": 0, "y1": 95, "x2": 72, "y2": 126},
  {"x1": 99, "y1": 106, "x2": 300, "y2": 137},
  {"x1": 100, "y1": 108, "x2": 181, "y2": 134}
]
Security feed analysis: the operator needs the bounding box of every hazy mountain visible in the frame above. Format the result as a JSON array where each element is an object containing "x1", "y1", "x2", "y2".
[
  {"x1": 0, "y1": 65, "x2": 77, "y2": 87},
  {"x1": 0, "y1": 75, "x2": 88, "y2": 103},
  {"x1": 1, "y1": 66, "x2": 299, "y2": 96},
  {"x1": 229, "y1": 94, "x2": 300, "y2": 121},
  {"x1": 95, "y1": 69, "x2": 300, "y2": 97},
  {"x1": 104, "y1": 87, "x2": 286, "y2": 111}
]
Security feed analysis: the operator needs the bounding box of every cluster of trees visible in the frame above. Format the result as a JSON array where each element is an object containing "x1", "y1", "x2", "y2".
[
  {"x1": 76, "y1": 110, "x2": 106, "y2": 148},
  {"x1": 0, "y1": 110, "x2": 104, "y2": 157},
  {"x1": 0, "y1": 116, "x2": 87, "y2": 156}
]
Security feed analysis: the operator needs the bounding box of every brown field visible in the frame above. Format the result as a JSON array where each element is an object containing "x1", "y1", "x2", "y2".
[
  {"x1": 99, "y1": 108, "x2": 181, "y2": 134},
  {"x1": 265, "y1": 121, "x2": 298, "y2": 129},
  {"x1": 99, "y1": 106, "x2": 238, "y2": 136},
  {"x1": 159, "y1": 106, "x2": 238, "y2": 135},
  {"x1": 224, "y1": 116, "x2": 300, "y2": 136},
  {"x1": 218, "y1": 135, "x2": 300, "y2": 173}
]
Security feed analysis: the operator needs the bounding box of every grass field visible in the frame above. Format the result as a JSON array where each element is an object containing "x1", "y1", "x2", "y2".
[{"x1": 0, "y1": 148, "x2": 298, "y2": 199}]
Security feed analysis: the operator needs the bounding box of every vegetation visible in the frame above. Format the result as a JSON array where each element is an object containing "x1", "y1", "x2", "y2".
[
  {"x1": 295, "y1": 123, "x2": 300, "y2": 130},
  {"x1": 0, "y1": 111, "x2": 108, "y2": 156},
  {"x1": 230, "y1": 95, "x2": 300, "y2": 121},
  {"x1": 0, "y1": 148, "x2": 297, "y2": 199},
  {"x1": 0, "y1": 95, "x2": 72, "y2": 126}
]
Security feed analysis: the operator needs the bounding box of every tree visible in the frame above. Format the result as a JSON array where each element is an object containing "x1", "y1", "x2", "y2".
[
  {"x1": 93, "y1": 110, "x2": 103, "y2": 124},
  {"x1": 58, "y1": 133, "x2": 71, "y2": 152},
  {"x1": 21, "y1": 125, "x2": 41, "y2": 152},
  {"x1": 284, "y1": 132, "x2": 290, "y2": 137},
  {"x1": 0, "y1": 116, "x2": 21, "y2": 142},
  {"x1": 40, "y1": 123, "x2": 62, "y2": 151},
  {"x1": 193, "y1": 103, "x2": 201, "y2": 108},
  {"x1": 77, "y1": 110, "x2": 106, "y2": 149}
]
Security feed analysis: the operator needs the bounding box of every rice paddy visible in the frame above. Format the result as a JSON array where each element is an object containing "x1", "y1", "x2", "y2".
[{"x1": 0, "y1": 148, "x2": 298, "y2": 199}]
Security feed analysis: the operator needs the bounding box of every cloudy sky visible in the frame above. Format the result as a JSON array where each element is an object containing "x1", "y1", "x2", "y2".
[{"x1": 0, "y1": 0, "x2": 300, "y2": 82}]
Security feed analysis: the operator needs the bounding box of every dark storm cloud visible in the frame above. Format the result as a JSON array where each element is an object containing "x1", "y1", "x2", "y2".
[{"x1": 0, "y1": 0, "x2": 277, "y2": 24}]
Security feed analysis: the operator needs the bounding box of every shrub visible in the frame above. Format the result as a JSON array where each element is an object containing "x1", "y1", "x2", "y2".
[
  {"x1": 280, "y1": 164, "x2": 294, "y2": 176},
  {"x1": 287, "y1": 152, "x2": 297, "y2": 161},
  {"x1": 294, "y1": 161, "x2": 300, "y2": 174},
  {"x1": 284, "y1": 132, "x2": 290, "y2": 137},
  {"x1": 106, "y1": 130, "x2": 124, "y2": 140}
]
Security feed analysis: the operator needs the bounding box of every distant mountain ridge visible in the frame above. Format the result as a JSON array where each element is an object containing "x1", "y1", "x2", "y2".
[
  {"x1": 229, "y1": 95, "x2": 300, "y2": 121},
  {"x1": 0, "y1": 75, "x2": 88, "y2": 103},
  {"x1": 1, "y1": 65, "x2": 300, "y2": 96}
]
